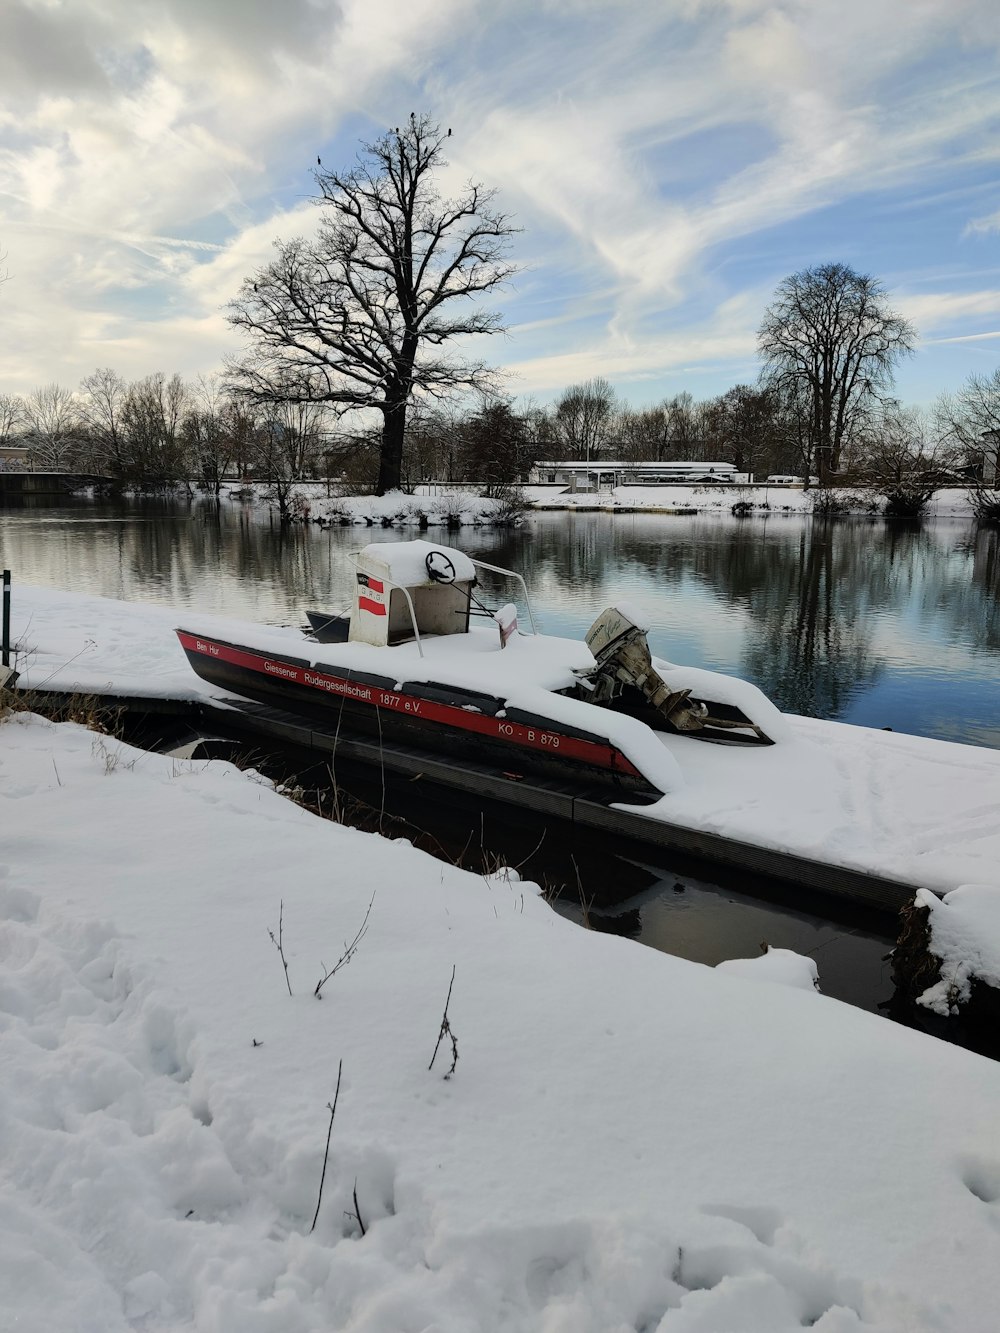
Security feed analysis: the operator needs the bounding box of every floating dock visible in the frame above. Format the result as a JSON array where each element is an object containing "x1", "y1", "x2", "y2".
[{"x1": 13, "y1": 686, "x2": 919, "y2": 915}]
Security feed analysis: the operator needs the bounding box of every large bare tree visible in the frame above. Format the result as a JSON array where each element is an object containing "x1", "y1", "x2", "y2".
[
  {"x1": 758, "y1": 263, "x2": 915, "y2": 484},
  {"x1": 227, "y1": 114, "x2": 517, "y2": 494},
  {"x1": 553, "y1": 378, "x2": 617, "y2": 462}
]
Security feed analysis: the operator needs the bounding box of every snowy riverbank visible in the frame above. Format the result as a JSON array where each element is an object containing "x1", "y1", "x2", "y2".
[{"x1": 3, "y1": 708, "x2": 1000, "y2": 1332}]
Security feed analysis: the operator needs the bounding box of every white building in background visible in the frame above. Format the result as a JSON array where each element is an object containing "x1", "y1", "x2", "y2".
[
  {"x1": 527, "y1": 460, "x2": 747, "y2": 489},
  {"x1": 0, "y1": 446, "x2": 30, "y2": 472}
]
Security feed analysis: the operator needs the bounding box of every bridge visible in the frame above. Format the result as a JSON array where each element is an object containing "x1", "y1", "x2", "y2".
[{"x1": 0, "y1": 471, "x2": 112, "y2": 500}]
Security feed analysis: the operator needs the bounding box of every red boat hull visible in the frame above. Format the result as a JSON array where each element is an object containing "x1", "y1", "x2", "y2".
[{"x1": 176, "y1": 630, "x2": 660, "y2": 796}]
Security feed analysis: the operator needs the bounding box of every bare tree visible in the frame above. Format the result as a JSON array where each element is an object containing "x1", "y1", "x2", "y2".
[
  {"x1": 227, "y1": 114, "x2": 518, "y2": 495},
  {"x1": 222, "y1": 397, "x2": 261, "y2": 482},
  {"x1": 554, "y1": 377, "x2": 617, "y2": 462},
  {"x1": 519, "y1": 399, "x2": 559, "y2": 463},
  {"x1": 0, "y1": 393, "x2": 25, "y2": 445},
  {"x1": 400, "y1": 400, "x2": 458, "y2": 485},
  {"x1": 182, "y1": 374, "x2": 237, "y2": 494},
  {"x1": 78, "y1": 368, "x2": 130, "y2": 476},
  {"x1": 615, "y1": 405, "x2": 670, "y2": 462},
  {"x1": 937, "y1": 369, "x2": 1000, "y2": 522},
  {"x1": 121, "y1": 373, "x2": 189, "y2": 484},
  {"x1": 23, "y1": 383, "x2": 82, "y2": 469},
  {"x1": 249, "y1": 398, "x2": 331, "y2": 519},
  {"x1": 704, "y1": 384, "x2": 781, "y2": 476},
  {"x1": 937, "y1": 368, "x2": 1000, "y2": 480},
  {"x1": 857, "y1": 403, "x2": 958, "y2": 516},
  {"x1": 758, "y1": 263, "x2": 915, "y2": 484},
  {"x1": 0, "y1": 392, "x2": 25, "y2": 474},
  {"x1": 661, "y1": 392, "x2": 704, "y2": 462},
  {"x1": 458, "y1": 395, "x2": 531, "y2": 491}
]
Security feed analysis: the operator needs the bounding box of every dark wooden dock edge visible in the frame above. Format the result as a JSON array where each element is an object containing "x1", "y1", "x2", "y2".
[{"x1": 11, "y1": 688, "x2": 920, "y2": 915}]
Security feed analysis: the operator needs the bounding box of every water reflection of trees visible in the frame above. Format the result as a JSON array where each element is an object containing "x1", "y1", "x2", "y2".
[
  {"x1": 112, "y1": 499, "x2": 341, "y2": 619},
  {"x1": 487, "y1": 515, "x2": 886, "y2": 719},
  {"x1": 740, "y1": 523, "x2": 882, "y2": 717},
  {"x1": 936, "y1": 525, "x2": 1000, "y2": 653}
]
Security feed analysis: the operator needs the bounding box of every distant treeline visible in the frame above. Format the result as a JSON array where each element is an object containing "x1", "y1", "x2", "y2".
[{"x1": 0, "y1": 367, "x2": 997, "y2": 515}]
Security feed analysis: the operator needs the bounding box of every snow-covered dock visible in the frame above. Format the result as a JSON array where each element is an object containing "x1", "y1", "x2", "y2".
[{"x1": 7, "y1": 583, "x2": 1000, "y2": 912}]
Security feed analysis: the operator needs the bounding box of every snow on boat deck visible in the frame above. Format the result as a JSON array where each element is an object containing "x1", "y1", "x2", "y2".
[{"x1": 9, "y1": 582, "x2": 1000, "y2": 898}]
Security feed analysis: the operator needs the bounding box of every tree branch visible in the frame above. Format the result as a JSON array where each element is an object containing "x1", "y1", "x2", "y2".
[{"x1": 314, "y1": 892, "x2": 376, "y2": 997}]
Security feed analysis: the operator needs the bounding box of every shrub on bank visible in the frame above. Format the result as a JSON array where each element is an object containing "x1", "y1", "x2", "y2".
[
  {"x1": 969, "y1": 486, "x2": 1000, "y2": 526},
  {"x1": 277, "y1": 486, "x2": 525, "y2": 528}
]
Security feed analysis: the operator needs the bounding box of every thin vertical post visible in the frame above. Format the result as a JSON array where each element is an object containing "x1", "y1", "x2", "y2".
[{"x1": 2, "y1": 569, "x2": 10, "y2": 668}]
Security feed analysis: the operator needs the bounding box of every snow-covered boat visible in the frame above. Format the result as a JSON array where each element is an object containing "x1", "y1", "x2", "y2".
[{"x1": 176, "y1": 540, "x2": 784, "y2": 799}]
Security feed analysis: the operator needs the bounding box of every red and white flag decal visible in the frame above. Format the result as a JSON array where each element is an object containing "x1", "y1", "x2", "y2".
[{"x1": 356, "y1": 571, "x2": 387, "y2": 615}]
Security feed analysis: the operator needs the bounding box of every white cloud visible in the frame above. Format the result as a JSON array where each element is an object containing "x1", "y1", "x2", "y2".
[
  {"x1": 900, "y1": 289, "x2": 1000, "y2": 334},
  {"x1": 966, "y1": 210, "x2": 1000, "y2": 236}
]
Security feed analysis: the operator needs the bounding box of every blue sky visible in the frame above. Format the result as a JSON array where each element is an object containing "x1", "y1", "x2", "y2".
[{"x1": 3, "y1": 0, "x2": 1000, "y2": 411}]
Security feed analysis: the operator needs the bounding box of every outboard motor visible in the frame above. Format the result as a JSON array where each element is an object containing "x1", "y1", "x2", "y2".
[
  {"x1": 581, "y1": 607, "x2": 773, "y2": 744},
  {"x1": 583, "y1": 607, "x2": 708, "y2": 733}
]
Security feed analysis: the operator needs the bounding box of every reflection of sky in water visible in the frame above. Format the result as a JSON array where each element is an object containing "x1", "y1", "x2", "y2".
[
  {"x1": 841, "y1": 673, "x2": 1000, "y2": 748},
  {"x1": 2, "y1": 501, "x2": 997, "y2": 747},
  {"x1": 553, "y1": 871, "x2": 894, "y2": 1012}
]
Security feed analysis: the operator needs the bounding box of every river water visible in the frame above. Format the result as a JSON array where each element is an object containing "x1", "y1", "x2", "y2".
[{"x1": 3, "y1": 495, "x2": 998, "y2": 1013}]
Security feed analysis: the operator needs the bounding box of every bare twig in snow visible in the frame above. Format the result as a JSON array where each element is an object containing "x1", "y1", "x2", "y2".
[
  {"x1": 268, "y1": 899, "x2": 293, "y2": 996},
  {"x1": 345, "y1": 1177, "x2": 367, "y2": 1237},
  {"x1": 428, "y1": 965, "x2": 458, "y2": 1078},
  {"x1": 310, "y1": 1059, "x2": 343, "y2": 1234},
  {"x1": 571, "y1": 854, "x2": 594, "y2": 929},
  {"x1": 314, "y1": 892, "x2": 376, "y2": 997},
  {"x1": 510, "y1": 827, "x2": 546, "y2": 874}
]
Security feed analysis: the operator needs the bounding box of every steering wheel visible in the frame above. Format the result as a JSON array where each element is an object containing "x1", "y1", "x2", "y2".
[{"x1": 425, "y1": 550, "x2": 457, "y2": 584}]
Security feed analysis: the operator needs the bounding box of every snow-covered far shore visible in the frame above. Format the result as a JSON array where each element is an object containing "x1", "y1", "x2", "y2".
[
  {"x1": 9, "y1": 581, "x2": 1000, "y2": 897},
  {"x1": 3, "y1": 707, "x2": 1000, "y2": 1333},
  {"x1": 158, "y1": 481, "x2": 983, "y2": 525},
  {"x1": 524, "y1": 484, "x2": 979, "y2": 517}
]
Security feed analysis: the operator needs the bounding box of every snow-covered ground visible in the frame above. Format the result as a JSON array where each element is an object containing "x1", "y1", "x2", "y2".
[
  {"x1": 525, "y1": 484, "x2": 977, "y2": 517},
  {"x1": 915, "y1": 883, "x2": 1000, "y2": 1016},
  {"x1": 9, "y1": 582, "x2": 1000, "y2": 895},
  {"x1": 3, "y1": 709, "x2": 1000, "y2": 1332}
]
